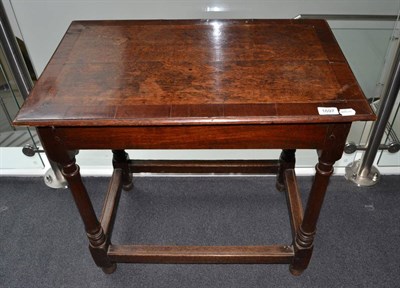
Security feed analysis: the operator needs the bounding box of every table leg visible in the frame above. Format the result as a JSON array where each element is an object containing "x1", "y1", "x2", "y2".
[
  {"x1": 289, "y1": 153, "x2": 333, "y2": 275},
  {"x1": 62, "y1": 158, "x2": 116, "y2": 273},
  {"x1": 37, "y1": 128, "x2": 116, "y2": 273},
  {"x1": 112, "y1": 149, "x2": 133, "y2": 191},
  {"x1": 289, "y1": 124, "x2": 350, "y2": 275},
  {"x1": 276, "y1": 149, "x2": 296, "y2": 192}
]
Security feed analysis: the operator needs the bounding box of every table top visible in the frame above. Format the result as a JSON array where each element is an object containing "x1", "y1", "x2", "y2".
[{"x1": 14, "y1": 19, "x2": 375, "y2": 127}]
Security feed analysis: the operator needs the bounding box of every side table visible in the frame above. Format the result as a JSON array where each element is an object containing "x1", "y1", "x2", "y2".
[{"x1": 14, "y1": 19, "x2": 375, "y2": 275}]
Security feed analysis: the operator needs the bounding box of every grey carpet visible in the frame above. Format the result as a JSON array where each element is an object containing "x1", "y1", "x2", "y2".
[{"x1": 0, "y1": 175, "x2": 399, "y2": 287}]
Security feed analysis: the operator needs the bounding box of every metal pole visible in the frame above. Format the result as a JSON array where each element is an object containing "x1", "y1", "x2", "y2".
[
  {"x1": 360, "y1": 47, "x2": 400, "y2": 175},
  {"x1": 0, "y1": 2, "x2": 67, "y2": 188},
  {"x1": 0, "y1": 1, "x2": 32, "y2": 100},
  {"x1": 345, "y1": 44, "x2": 400, "y2": 186}
]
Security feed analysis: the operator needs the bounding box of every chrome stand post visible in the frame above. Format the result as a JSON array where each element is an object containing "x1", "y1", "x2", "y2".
[
  {"x1": 345, "y1": 42, "x2": 400, "y2": 186},
  {"x1": 0, "y1": 1, "x2": 32, "y2": 99},
  {"x1": 0, "y1": 2, "x2": 67, "y2": 188}
]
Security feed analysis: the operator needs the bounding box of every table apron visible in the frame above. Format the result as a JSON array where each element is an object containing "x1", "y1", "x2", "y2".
[{"x1": 47, "y1": 124, "x2": 332, "y2": 150}]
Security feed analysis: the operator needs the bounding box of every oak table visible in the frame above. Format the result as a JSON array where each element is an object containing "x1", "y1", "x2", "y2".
[{"x1": 14, "y1": 19, "x2": 375, "y2": 275}]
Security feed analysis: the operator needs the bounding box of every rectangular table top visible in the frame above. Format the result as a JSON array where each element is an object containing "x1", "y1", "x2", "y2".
[{"x1": 14, "y1": 19, "x2": 375, "y2": 127}]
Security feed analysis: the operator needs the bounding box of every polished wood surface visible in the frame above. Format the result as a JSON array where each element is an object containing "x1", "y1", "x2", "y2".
[
  {"x1": 108, "y1": 244, "x2": 294, "y2": 264},
  {"x1": 15, "y1": 19, "x2": 374, "y2": 127},
  {"x1": 13, "y1": 20, "x2": 375, "y2": 276}
]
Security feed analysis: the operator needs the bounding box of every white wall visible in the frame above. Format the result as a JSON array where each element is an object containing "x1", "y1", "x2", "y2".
[
  {"x1": 8, "y1": 0, "x2": 399, "y2": 76},
  {"x1": 3, "y1": 0, "x2": 399, "y2": 173}
]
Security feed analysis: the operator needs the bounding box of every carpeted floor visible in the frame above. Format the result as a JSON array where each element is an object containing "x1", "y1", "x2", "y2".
[{"x1": 0, "y1": 175, "x2": 399, "y2": 287}]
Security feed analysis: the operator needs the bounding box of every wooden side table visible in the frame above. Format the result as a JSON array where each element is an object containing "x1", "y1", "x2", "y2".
[{"x1": 14, "y1": 19, "x2": 375, "y2": 275}]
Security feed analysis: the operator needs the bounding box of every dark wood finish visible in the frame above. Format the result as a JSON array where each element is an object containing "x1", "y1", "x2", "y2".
[
  {"x1": 108, "y1": 245, "x2": 294, "y2": 264},
  {"x1": 290, "y1": 123, "x2": 351, "y2": 275},
  {"x1": 14, "y1": 20, "x2": 374, "y2": 127},
  {"x1": 112, "y1": 150, "x2": 133, "y2": 190},
  {"x1": 100, "y1": 169, "x2": 122, "y2": 237},
  {"x1": 53, "y1": 124, "x2": 330, "y2": 150},
  {"x1": 276, "y1": 149, "x2": 296, "y2": 192},
  {"x1": 14, "y1": 20, "x2": 375, "y2": 275},
  {"x1": 128, "y1": 160, "x2": 279, "y2": 174},
  {"x1": 36, "y1": 127, "x2": 116, "y2": 272},
  {"x1": 284, "y1": 169, "x2": 304, "y2": 240}
]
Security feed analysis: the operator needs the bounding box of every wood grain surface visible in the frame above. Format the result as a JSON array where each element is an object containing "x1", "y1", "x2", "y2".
[{"x1": 14, "y1": 19, "x2": 375, "y2": 126}]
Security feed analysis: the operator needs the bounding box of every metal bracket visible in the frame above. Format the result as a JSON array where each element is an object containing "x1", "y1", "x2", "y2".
[
  {"x1": 22, "y1": 143, "x2": 44, "y2": 156},
  {"x1": 344, "y1": 141, "x2": 400, "y2": 154},
  {"x1": 345, "y1": 159, "x2": 380, "y2": 187},
  {"x1": 22, "y1": 144, "x2": 68, "y2": 189},
  {"x1": 43, "y1": 166, "x2": 68, "y2": 189}
]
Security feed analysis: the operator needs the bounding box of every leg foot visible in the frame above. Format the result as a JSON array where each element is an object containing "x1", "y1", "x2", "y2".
[
  {"x1": 275, "y1": 181, "x2": 285, "y2": 193},
  {"x1": 122, "y1": 181, "x2": 133, "y2": 191},
  {"x1": 289, "y1": 265, "x2": 304, "y2": 276},
  {"x1": 102, "y1": 263, "x2": 117, "y2": 274}
]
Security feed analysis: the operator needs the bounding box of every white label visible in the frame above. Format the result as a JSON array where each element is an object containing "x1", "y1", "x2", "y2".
[
  {"x1": 317, "y1": 107, "x2": 339, "y2": 115},
  {"x1": 339, "y1": 108, "x2": 356, "y2": 116}
]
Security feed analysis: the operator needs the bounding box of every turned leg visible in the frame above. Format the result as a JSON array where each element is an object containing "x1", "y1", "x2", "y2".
[
  {"x1": 289, "y1": 124, "x2": 351, "y2": 275},
  {"x1": 37, "y1": 128, "x2": 116, "y2": 273},
  {"x1": 276, "y1": 149, "x2": 296, "y2": 192},
  {"x1": 62, "y1": 156, "x2": 116, "y2": 273},
  {"x1": 112, "y1": 149, "x2": 133, "y2": 191},
  {"x1": 289, "y1": 154, "x2": 334, "y2": 275}
]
